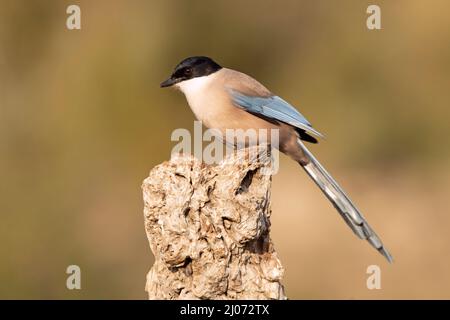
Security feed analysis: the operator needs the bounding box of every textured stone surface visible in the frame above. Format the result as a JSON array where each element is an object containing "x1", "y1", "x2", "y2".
[{"x1": 142, "y1": 147, "x2": 286, "y2": 299}]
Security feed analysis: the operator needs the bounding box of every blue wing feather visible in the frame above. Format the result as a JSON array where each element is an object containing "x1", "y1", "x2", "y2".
[{"x1": 229, "y1": 89, "x2": 323, "y2": 138}]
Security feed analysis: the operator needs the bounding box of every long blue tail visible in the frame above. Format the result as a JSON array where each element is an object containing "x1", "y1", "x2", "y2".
[{"x1": 297, "y1": 140, "x2": 393, "y2": 263}]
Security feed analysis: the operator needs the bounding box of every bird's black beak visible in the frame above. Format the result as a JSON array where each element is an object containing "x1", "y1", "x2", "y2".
[{"x1": 160, "y1": 76, "x2": 178, "y2": 88}]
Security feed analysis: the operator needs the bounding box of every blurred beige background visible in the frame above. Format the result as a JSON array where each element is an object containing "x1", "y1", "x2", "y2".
[{"x1": 1, "y1": 0, "x2": 449, "y2": 299}]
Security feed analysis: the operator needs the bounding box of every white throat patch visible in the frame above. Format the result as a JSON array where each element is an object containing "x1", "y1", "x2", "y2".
[{"x1": 176, "y1": 74, "x2": 214, "y2": 96}]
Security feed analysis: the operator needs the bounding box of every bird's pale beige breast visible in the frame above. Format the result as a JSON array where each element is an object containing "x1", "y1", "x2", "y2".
[{"x1": 189, "y1": 68, "x2": 273, "y2": 129}]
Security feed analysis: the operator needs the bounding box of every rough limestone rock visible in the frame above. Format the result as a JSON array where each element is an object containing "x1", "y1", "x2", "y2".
[{"x1": 142, "y1": 146, "x2": 286, "y2": 299}]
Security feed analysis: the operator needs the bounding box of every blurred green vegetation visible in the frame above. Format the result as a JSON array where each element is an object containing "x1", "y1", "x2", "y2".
[{"x1": 1, "y1": 0, "x2": 450, "y2": 299}]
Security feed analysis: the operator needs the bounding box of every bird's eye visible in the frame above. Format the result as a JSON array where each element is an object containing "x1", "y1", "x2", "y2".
[{"x1": 185, "y1": 68, "x2": 192, "y2": 74}]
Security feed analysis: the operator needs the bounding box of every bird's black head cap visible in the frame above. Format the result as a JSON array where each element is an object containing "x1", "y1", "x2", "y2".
[{"x1": 160, "y1": 56, "x2": 222, "y2": 88}]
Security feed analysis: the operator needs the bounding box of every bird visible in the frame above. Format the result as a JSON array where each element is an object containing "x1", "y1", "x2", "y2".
[{"x1": 160, "y1": 56, "x2": 393, "y2": 263}]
